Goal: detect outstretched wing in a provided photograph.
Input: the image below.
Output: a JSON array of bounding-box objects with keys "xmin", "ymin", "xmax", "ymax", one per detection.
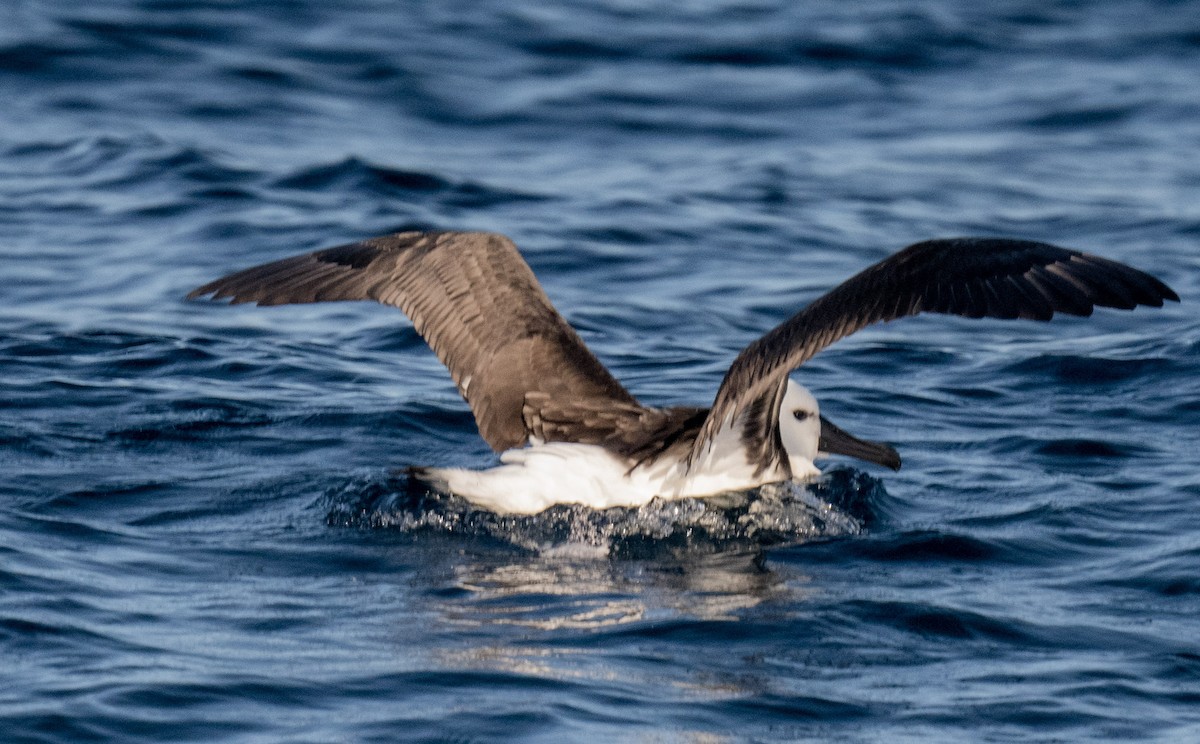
[
  {"xmin": 692, "ymin": 238, "xmax": 1179, "ymax": 471},
  {"xmin": 189, "ymin": 230, "xmax": 640, "ymax": 451}
]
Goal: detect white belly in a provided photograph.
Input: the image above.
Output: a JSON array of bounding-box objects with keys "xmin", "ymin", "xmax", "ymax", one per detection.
[{"xmin": 419, "ymin": 440, "xmax": 816, "ymax": 515}]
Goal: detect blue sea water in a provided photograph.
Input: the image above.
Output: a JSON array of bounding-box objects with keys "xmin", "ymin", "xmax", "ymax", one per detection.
[{"xmin": 3, "ymin": 0, "xmax": 1200, "ymax": 741}]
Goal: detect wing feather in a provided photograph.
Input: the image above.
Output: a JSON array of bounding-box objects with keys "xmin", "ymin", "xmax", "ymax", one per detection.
[
  {"xmin": 190, "ymin": 230, "xmax": 639, "ymax": 451},
  {"xmin": 693, "ymin": 237, "xmax": 1178, "ymax": 470}
]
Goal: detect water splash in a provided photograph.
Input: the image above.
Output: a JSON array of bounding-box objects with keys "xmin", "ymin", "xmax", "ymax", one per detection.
[{"xmin": 324, "ymin": 467, "xmax": 887, "ymax": 557}]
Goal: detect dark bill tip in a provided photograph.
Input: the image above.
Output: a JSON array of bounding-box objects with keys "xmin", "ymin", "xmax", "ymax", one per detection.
[{"xmin": 818, "ymin": 415, "xmax": 901, "ymax": 471}]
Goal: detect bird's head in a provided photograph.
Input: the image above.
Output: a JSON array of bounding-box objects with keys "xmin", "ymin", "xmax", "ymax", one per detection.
[{"xmin": 779, "ymin": 379, "xmax": 901, "ymax": 475}]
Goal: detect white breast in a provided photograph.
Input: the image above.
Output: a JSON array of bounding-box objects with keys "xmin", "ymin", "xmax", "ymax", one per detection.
[
  {"xmin": 421, "ymin": 421, "xmax": 806, "ymax": 515},
  {"xmin": 424, "ymin": 443, "xmax": 661, "ymax": 514}
]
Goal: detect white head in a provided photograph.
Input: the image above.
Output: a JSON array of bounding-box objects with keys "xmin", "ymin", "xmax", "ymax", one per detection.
[
  {"xmin": 778, "ymin": 379, "xmax": 822, "ymax": 474},
  {"xmin": 777, "ymin": 378, "xmax": 902, "ymax": 475}
]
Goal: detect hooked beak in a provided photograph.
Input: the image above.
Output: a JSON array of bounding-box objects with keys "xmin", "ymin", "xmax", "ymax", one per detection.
[{"xmin": 818, "ymin": 415, "xmax": 901, "ymax": 471}]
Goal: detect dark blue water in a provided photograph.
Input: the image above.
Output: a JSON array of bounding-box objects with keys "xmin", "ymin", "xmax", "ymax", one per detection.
[{"xmin": 3, "ymin": 1, "xmax": 1199, "ymax": 741}]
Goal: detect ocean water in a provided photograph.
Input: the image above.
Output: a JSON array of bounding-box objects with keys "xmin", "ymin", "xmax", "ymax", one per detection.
[{"xmin": 3, "ymin": 0, "xmax": 1199, "ymax": 741}]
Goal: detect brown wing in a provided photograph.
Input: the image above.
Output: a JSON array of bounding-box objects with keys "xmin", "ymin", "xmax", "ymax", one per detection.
[
  {"xmin": 522, "ymin": 393, "xmax": 707, "ymax": 465},
  {"xmin": 189, "ymin": 230, "xmax": 640, "ymax": 451},
  {"xmin": 692, "ymin": 238, "xmax": 1179, "ymax": 471}
]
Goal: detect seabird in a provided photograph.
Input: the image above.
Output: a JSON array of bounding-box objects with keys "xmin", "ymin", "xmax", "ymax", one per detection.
[{"xmin": 190, "ymin": 231, "xmax": 1178, "ymax": 514}]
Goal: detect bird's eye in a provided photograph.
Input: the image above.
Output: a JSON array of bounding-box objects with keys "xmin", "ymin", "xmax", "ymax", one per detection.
[{"xmin": 793, "ymin": 409, "xmax": 811, "ymax": 421}]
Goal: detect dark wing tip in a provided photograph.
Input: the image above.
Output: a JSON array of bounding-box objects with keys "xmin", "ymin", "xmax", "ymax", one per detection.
[
  {"xmin": 1057, "ymin": 252, "xmax": 1177, "ymax": 312},
  {"xmin": 910, "ymin": 238, "xmax": 1177, "ymax": 322},
  {"xmin": 1141, "ymin": 270, "xmax": 1180, "ymax": 305},
  {"xmin": 185, "ymin": 266, "xmax": 283, "ymax": 305},
  {"xmin": 184, "ymin": 242, "xmax": 387, "ymax": 306},
  {"xmin": 185, "ymin": 278, "xmax": 271, "ymax": 305},
  {"xmin": 185, "ymin": 281, "xmax": 224, "ymax": 302}
]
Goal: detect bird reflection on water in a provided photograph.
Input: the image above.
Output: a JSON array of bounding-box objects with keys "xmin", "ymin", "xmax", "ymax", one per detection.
[
  {"xmin": 442, "ymin": 549, "xmax": 787, "ymax": 630},
  {"xmin": 421, "ymin": 540, "xmax": 820, "ymax": 727}
]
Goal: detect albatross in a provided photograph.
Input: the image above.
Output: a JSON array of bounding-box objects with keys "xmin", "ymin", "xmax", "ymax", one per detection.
[{"xmin": 190, "ymin": 231, "xmax": 1177, "ymax": 514}]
